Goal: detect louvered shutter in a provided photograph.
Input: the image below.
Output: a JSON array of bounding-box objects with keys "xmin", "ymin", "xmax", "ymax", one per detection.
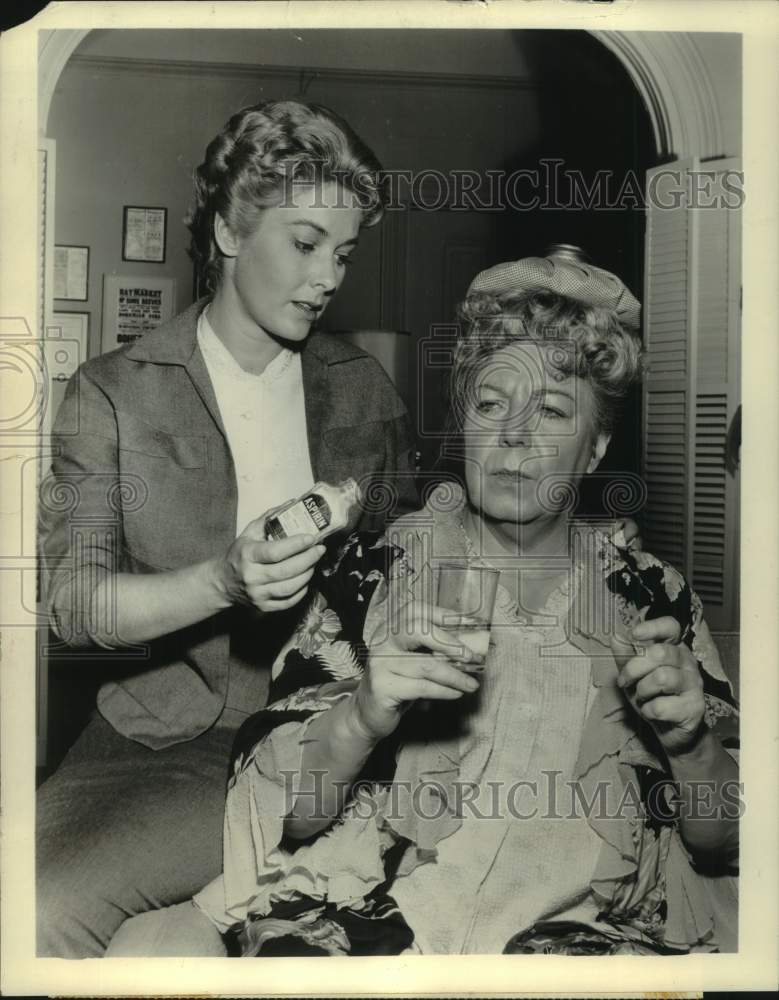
[{"xmin": 643, "ymin": 157, "xmax": 741, "ymax": 630}]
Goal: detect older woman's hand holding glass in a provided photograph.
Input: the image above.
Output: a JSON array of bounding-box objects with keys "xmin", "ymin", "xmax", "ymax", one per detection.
[
  {"xmin": 356, "ymin": 600, "xmax": 483, "ymax": 732},
  {"xmin": 282, "ymin": 596, "xmax": 482, "ymax": 841}
]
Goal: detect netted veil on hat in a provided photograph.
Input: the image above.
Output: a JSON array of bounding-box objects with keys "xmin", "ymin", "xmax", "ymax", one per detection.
[{"xmin": 466, "ymin": 245, "xmax": 641, "ymax": 330}]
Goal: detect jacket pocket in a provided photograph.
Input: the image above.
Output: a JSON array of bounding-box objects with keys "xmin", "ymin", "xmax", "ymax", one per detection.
[
  {"xmin": 116, "ymin": 412, "xmax": 210, "ymax": 569},
  {"xmin": 117, "ymin": 412, "xmax": 206, "ymax": 468}
]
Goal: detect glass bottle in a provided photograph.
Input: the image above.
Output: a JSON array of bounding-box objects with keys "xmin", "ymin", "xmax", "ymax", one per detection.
[{"xmin": 264, "ymin": 478, "xmax": 361, "ymax": 542}]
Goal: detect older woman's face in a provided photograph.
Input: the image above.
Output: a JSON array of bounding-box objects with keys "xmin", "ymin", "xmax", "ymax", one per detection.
[{"xmin": 463, "ymin": 342, "xmax": 609, "ymax": 527}]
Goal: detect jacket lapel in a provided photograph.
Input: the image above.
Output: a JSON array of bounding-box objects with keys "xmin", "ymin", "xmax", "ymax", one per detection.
[
  {"xmin": 300, "ymin": 339, "xmax": 329, "ymax": 481},
  {"xmin": 184, "ymin": 341, "xmax": 228, "ymax": 442},
  {"xmin": 125, "ymin": 297, "xmax": 227, "ymax": 440}
]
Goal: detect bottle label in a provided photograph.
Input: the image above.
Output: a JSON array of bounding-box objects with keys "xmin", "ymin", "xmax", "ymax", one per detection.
[
  {"xmin": 274, "ymin": 496, "xmax": 329, "ymax": 537},
  {"xmin": 303, "ymin": 496, "xmax": 328, "ymax": 530}
]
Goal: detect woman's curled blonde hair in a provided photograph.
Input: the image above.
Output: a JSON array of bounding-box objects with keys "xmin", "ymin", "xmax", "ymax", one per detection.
[{"xmin": 449, "ymin": 288, "xmax": 644, "ymax": 437}]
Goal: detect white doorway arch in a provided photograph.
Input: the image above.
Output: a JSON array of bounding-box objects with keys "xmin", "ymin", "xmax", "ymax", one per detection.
[
  {"xmin": 593, "ymin": 31, "xmax": 724, "ymax": 160},
  {"xmin": 38, "ymin": 29, "xmax": 89, "ymax": 135}
]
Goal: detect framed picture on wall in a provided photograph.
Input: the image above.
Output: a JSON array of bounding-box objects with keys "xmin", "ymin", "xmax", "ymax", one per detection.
[
  {"xmin": 49, "ymin": 310, "xmax": 89, "ymax": 352},
  {"xmin": 122, "ymin": 205, "xmax": 167, "ymax": 263},
  {"xmin": 44, "ymin": 311, "xmax": 90, "ymax": 437},
  {"xmin": 101, "ymin": 273, "xmax": 177, "ymax": 354},
  {"xmin": 53, "ymin": 244, "xmax": 89, "ymax": 300}
]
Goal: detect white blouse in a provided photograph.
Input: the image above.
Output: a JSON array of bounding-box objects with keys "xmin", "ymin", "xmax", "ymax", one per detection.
[
  {"xmin": 389, "ymin": 586, "xmax": 605, "ymax": 953},
  {"xmin": 197, "ymin": 310, "xmax": 314, "ymax": 536}
]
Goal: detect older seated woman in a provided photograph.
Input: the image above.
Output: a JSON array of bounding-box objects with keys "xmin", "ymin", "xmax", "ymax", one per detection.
[{"xmin": 109, "ymin": 252, "xmax": 739, "ymax": 957}]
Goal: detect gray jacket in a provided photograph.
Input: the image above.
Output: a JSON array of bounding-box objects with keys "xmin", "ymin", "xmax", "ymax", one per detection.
[{"xmin": 39, "ymin": 299, "xmax": 417, "ymax": 748}]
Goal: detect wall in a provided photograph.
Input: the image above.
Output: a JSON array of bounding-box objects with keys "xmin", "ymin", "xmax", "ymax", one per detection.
[
  {"xmin": 72, "ymin": 27, "xmax": 537, "ymax": 79},
  {"xmin": 48, "ymin": 61, "xmax": 221, "ymax": 354},
  {"xmin": 48, "ymin": 53, "xmax": 545, "ymax": 357}
]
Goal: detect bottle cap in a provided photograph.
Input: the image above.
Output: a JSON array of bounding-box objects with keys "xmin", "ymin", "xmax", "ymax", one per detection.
[{"xmin": 337, "ymin": 477, "xmax": 361, "ymax": 508}]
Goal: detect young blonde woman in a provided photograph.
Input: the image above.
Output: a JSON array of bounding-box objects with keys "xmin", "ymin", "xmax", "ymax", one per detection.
[{"xmin": 37, "ymin": 99, "xmax": 417, "ymax": 957}]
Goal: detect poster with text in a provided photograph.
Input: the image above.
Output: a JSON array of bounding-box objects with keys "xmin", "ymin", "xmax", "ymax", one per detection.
[{"xmin": 101, "ymin": 274, "xmax": 177, "ymax": 354}]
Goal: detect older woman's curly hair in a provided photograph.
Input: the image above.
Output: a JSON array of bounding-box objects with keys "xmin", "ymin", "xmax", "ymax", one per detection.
[
  {"xmin": 447, "ymin": 287, "xmax": 645, "ymax": 441},
  {"xmin": 187, "ymin": 100, "xmax": 386, "ymax": 293}
]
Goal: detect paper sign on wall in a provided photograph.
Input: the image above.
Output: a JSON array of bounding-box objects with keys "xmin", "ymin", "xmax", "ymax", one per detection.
[{"xmin": 101, "ymin": 274, "xmax": 177, "ymax": 354}]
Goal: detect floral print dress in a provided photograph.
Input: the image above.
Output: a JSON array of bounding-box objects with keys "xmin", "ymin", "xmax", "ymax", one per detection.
[{"xmin": 193, "ymin": 486, "xmax": 739, "ymax": 957}]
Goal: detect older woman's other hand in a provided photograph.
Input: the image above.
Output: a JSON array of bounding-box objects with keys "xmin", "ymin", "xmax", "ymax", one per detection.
[
  {"xmin": 610, "ymin": 616, "xmax": 706, "ymax": 758},
  {"xmin": 611, "ymin": 517, "xmax": 642, "ymax": 552},
  {"xmin": 351, "ymin": 602, "xmax": 481, "ymax": 742},
  {"xmin": 214, "ymin": 514, "xmax": 326, "ymax": 614}
]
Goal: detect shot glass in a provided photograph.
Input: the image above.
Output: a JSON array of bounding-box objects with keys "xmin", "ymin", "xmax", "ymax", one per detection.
[{"xmin": 436, "ymin": 563, "xmax": 500, "ymax": 670}]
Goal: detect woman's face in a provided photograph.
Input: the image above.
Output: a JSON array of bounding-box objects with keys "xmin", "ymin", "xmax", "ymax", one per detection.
[
  {"xmin": 463, "ymin": 341, "xmax": 610, "ymax": 530},
  {"xmin": 217, "ymin": 181, "xmax": 362, "ymax": 343}
]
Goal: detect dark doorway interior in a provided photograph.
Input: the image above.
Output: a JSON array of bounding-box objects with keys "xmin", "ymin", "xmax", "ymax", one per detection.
[{"xmin": 339, "ymin": 30, "xmax": 656, "ymax": 516}]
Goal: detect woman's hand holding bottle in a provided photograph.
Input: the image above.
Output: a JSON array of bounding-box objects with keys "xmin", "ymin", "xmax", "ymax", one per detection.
[{"xmin": 213, "ymin": 513, "xmax": 326, "ymax": 614}]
